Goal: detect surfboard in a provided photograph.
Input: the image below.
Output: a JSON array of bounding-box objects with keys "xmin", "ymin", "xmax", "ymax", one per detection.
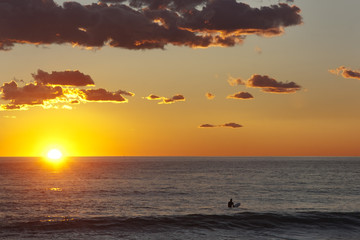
[{"xmin": 234, "ymin": 203, "xmax": 241, "ymax": 208}]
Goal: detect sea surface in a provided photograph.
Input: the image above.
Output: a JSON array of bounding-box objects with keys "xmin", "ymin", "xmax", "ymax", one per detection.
[{"xmin": 0, "ymin": 156, "xmax": 359, "ymax": 239}]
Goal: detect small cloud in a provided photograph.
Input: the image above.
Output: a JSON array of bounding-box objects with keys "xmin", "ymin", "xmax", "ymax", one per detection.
[
  {"xmin": 1, "ymin": 81, "xmax": 64, "ymax": 107},
  {"xmin": 117, "ymin": 89, "xmax": 135, "ymax": 97},
  {"xmin": 162, "ymin": 98, "xmax": 175, "ymax": 104},
  {"xmin": 32, "ymin": 69, "xmax": 95, "ymax": 86},
  {"xmin": 229, "ymin": 74, "xmax": 301, "ymax": 93},
  {"xmin": 80, "ymin": 88, "xmax": 127, "ymax": 103},
  {"xmin": 255, "ymin": 46, "xmax": 262, "ymax": 54},
  {"xmin": 161, "ymin": 94, "xmax": 185, "ymax": 104},
  {"xmin": 228, "ymin": 76, "xmax": 246, "ymax": 86},
  {"xmin": 171, "ymin": 94, "xmax": 185, "ymax": 101},
  {"xmin": 144, "ymin": 94, "xmax": 185, "ymax": 104},
  {"xmin": 246, "ymin": 74, "xmax": 301, "ymax": 93},
  {"xmin": 145, "ymin": 94, "xmax": 162, "ymax": 100},
  {"xmin": 199, "ymin": 124, "xmax": 217, "ymax": 128},
  {"xmin": 227, "ymin": 91, "xmax": 254, "ymax": 99},
  {"xmin": 329, "ymin": 66, "xmax": 360, "ymax": 81},
  {"xmin": 70, "ymin": 100, "xmax": 80, "ymax": 104},
  {"xmin": 199, "ymin": 122, "xmax": 243, "ymax": 128},
  {"xmin": 0, "ymin": 104, "xmax": 28, "ymax": 111},
  {"xmin": 221, "ymin": 122, "xmax": 243, "ymax": 128},
  {"xmin": 206, "ymin": 92, "xmax": 215, "ymax": 100}
]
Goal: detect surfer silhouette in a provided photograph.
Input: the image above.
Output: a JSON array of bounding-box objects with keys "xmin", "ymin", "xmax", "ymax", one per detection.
[{"xmin": 228, "ymin": 198, "xmax": 234, "ymax": 208}]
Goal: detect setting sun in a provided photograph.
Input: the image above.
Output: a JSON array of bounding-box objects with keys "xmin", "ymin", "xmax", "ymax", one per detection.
[{"xmin": 46, "ymin": 149, "xmax": 63, "ymax": 163}]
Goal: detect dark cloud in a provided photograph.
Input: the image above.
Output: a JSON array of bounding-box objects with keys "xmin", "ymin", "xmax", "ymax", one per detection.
[
  {"xmin": 221, "ymin": 122, "xmax": 243, "ymax": 128},
  {"xmin": 162, "ymin": 94, "xmax": 185, "ymax": 104},
  {"xmin": 206, "ymin": 92, "xmax": 215, "ymax": 99},
  {"xmin": 80, "ymin": 88, "xmax": 127, "ymax": 102},
  {"xmin": 246, "ymin": 74, "xmax": 301, "ymax": 93},
  {"xmin": 0, "ymin": 0, "xmax": 302, "ymax": 51},
  {"xmin": 199, "ymin": 123, "xmax": 217, "ymax": 128},
  {"xmin": 145, "ymin": 94, "xmax": 162, "ymax": 100},
  {"xmin": 32, "ymin": 69, "xmax": 94, "ymax": 86},
  {"xmin": 0, "ymin": 81, "xmax": 64, "ymax": 106},
  {"xmin": 180, "ymin": 1, "xmax": 301, "ymax": 34},
  {"xmin": 171, "ymin": 94, "xmax": 185, "ymax": 101},
  {"xmin": 227, "ymin": 91, "xmax": 254, "ymax": 99},
  {"xmin": 70, "ymin": 100, "xmax": 80, "ymax": 104},
  {"xmin": 199, "ymin": 122, "xmax": 243, "ymax": 128},
  {"xmin": 329, "ymin": 66, "xmax": 360, "ymax": 81}
]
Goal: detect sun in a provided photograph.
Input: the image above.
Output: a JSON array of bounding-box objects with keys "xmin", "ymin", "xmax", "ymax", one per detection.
[{"xmin": 46, "ymin": 149, "xmax": 63, "ymax": 163}]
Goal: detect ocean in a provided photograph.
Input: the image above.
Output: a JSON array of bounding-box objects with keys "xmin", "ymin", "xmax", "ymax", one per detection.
[{"xmin": 0, "ymin": 156, "xmax": 359, "ymax": 239}]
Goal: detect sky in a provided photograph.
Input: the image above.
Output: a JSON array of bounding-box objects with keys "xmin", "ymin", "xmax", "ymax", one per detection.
[{"xmin": 0, "ymin": 0, "xmax": 359, "ymax": 157}]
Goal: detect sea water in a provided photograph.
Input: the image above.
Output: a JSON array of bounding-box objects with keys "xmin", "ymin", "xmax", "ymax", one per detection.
[{"xmin": 0, "ymin": 157, "xmax": 359, "ymax": 239}]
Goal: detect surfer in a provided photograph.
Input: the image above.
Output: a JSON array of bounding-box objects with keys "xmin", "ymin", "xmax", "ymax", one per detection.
[{"xmin": 228, "ymin": 198, "xmax": 234, "ymax": 208}]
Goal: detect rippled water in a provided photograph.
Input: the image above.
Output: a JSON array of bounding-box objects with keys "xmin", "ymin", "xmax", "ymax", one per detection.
[{"xmin": 0, "ymin": 157, "xmax": 359, "ymax": 239}]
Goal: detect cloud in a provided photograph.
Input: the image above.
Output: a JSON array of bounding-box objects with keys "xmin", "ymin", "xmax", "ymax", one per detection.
[
  {"xmin": 0, "ymin": 81, "xmax": 64, "ymax": 106},
  {"xmin": 32, "ymin": 69, "xmax": 95, "ymax": 86},
  {"xmin": 199, "ymin": 124, "xmax": 217, "ymax": 128},
  {"xmin": 221, "ymin": 122, "xmax": 243, "ymax": 128},
  {"xmin": 227, "ymin": 91, "xmax": 254, "ymax": 99},
  {"xmin": 329, "ymin": 66, "xmax": 360, "ymax": 81},
  {"xmin": 144, "ymin": 94, "xmax": 185, "ymax": 104},
  {"xmin": 162, "ymin": 94, "xmax": 185, "ymax": 104},
  {"xmin": 206, "ymin": 92, "xmax": 215, "ymax": 100},
  {"xmin": 246, "ymin": 74, "xmax": 301, "ymax": 93},
  {"xmin": 171, "ymin": 94, "xmax": 185, "ymax": 101},
  {"xmin": 199, "ymin": 122, "xmax": 243, "ymax": 128},
  {"xmin": 0, "ymin": 104, "xmax": 26, "ymax": 111},
  {"xmin": 80, "ymin": 88, "xmax": 127, "ymax": 102},
  {"xmin": 145, "ymin": 94, "xmax": 162, "ymax": 100},
  {"xmin": 229, "ymin": 74, "xmax": 301, "ymax": 93},
  {"xmin": 0, "ymin": 0, "xmax": 302, "ymax": 51},
  {"xmin": 0, "ymin": 70, "xmax": 133, "ymax": 110},
  {"xmin": 228, "ymin": 77, "xmax": 246, "ymax": 86},
  {"xmin": 117, "ymin": 89, "xmax": 135, "ymax": 97}
]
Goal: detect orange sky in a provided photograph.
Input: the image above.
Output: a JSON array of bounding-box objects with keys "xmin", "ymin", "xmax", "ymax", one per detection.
[{"xmin": 0, "ymin": 0, "xmax": 360, "ymax": 157}]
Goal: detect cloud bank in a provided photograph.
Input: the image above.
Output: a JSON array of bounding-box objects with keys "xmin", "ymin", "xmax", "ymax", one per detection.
[
  {"xmin": 0, "ymin": 69, "xmax": 132, "ymax": 110},
  {"xmin": 0, "ymin": 0, "xmax": 302, "ymax": 51},
  {"xmin": 228, "ymin": 74, "xmax": 301, "ymax": 93},
  {"xmin": 329, "ymin": 66, "xmax": 360, "ymax": 81}
]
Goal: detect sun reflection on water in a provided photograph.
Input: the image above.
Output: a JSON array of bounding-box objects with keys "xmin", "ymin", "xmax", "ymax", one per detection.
[{"xmin": 40, "ymin": 216, "xmax": 74, "ymax": 223}]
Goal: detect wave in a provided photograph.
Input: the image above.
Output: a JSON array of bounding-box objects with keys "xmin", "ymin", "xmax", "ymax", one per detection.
[{"xmin": 2, "ymin": 212, "xmax": 360, "ymax": 232}]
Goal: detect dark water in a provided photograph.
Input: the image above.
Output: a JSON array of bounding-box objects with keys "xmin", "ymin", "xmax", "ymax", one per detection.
[{"xmin": 0, "ymin": 157, "xmax": 359, "ymax": 239}]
